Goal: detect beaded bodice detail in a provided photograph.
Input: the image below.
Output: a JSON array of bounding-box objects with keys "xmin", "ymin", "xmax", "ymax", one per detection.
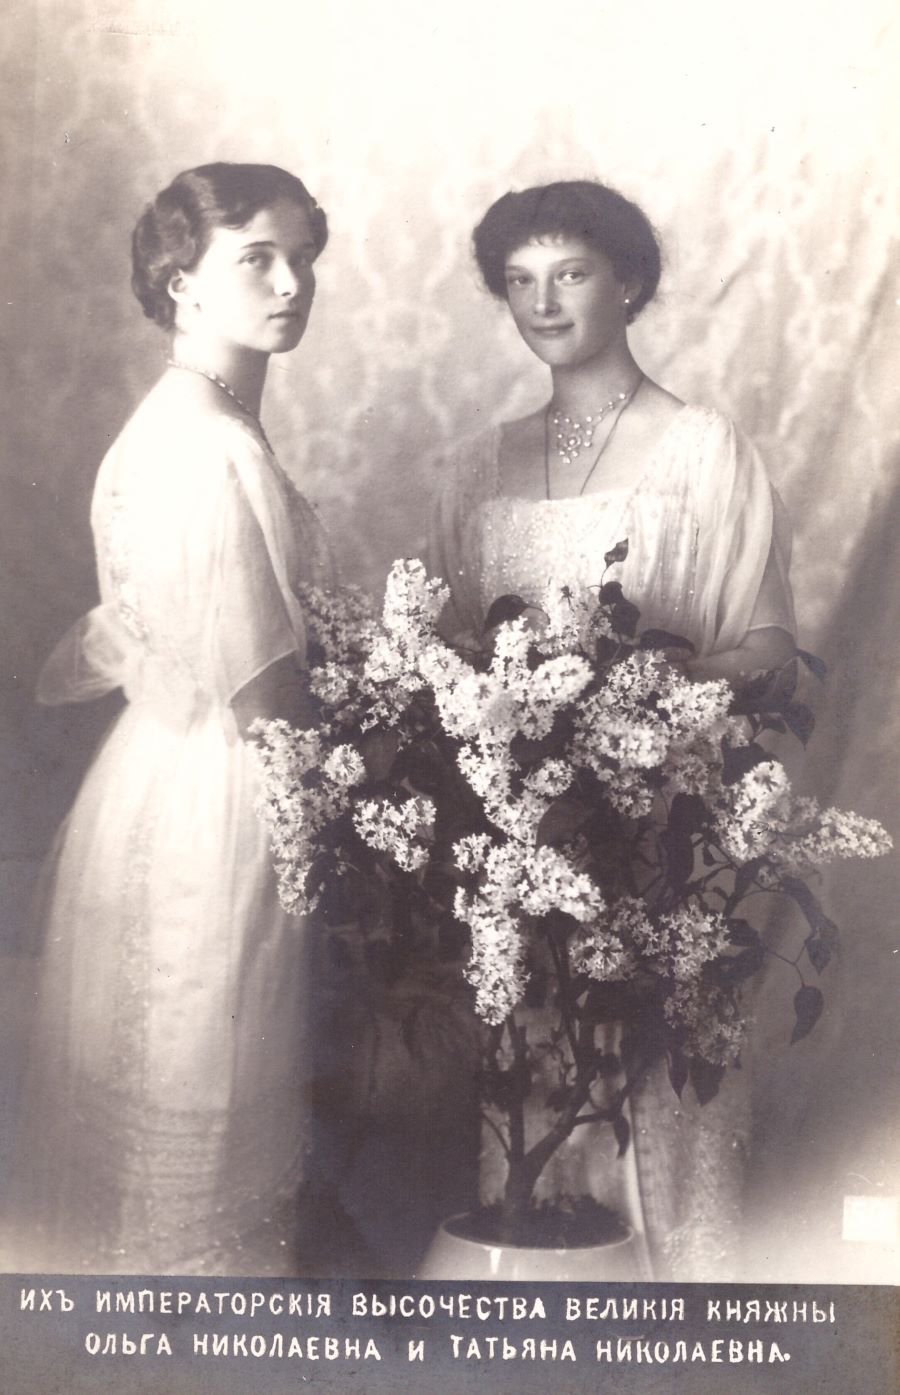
[
  {"xmin": 465, "ymin": 408, "xmax": 708, "ymax": 651},
  {"xmin": 478, "ymin": 482, "xmax": 698, "ymax": 642},
  {"xmin": 434, "ymin": 404, "xmax": 794, "ymax": 664}
]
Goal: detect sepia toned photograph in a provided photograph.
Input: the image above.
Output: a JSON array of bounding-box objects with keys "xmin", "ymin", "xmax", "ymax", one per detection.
[{"xmin": 0, "ymin": 0, "xmax": 898, "ymax": 1388}]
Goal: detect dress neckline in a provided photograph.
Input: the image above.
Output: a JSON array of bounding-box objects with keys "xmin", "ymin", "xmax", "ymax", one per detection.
[{"xmin": 490, "ymin": 402, "xmax": 702, "ymax": 507}]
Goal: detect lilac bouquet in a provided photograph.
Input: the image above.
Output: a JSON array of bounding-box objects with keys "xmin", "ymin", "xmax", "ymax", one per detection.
[{"xmin": 253, "ymin": 550, "xmax": 890, "ymax": 1236}]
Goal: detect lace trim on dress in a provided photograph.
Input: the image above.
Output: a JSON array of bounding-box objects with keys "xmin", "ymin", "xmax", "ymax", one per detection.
[
  {"xmin": 43, "ymin": 1076, "xmax": 306, "ymax": 1273},
  {"xmin": 104, "ymin": 493, "xmax": 149, "ymax": 642},
  {"xmin": 630, "ymin": 1059, "xmax": 750, "ymax": 1281},
  {"xmin": 110, "ymin": 777, "xmax": 158, "ymax": 1094}
]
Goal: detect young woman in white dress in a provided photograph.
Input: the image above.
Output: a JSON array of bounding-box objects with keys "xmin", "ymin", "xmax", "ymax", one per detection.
[
  {"xmin": 431, "ymin": 180, "xmax": 797, "ymax": 1279},
  {"xmin": 2, "ymin": 163, "xmax": 333, "ymax": 1274}
]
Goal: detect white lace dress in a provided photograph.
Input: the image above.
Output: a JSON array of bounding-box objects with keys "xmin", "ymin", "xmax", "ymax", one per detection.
[
  {"xmin": 430, "ymin": 405, "xmax": 796, "ymax": 1279},
  {"xmin": 1, "ymin": 396, "xmax": 333, "ymax": 1274}
]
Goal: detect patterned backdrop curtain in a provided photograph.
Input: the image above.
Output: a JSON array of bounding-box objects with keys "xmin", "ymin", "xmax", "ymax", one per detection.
[{"xmin": 1, "ymin": 0, "xmax": 898, "ymax": 1279}]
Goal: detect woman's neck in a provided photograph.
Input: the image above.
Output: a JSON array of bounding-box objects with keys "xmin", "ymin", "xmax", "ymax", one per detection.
[
  {"xmin": 169, "ymin": 332, "xmax": 268, "ymax": 416},
  {"xmin": 549, "ymin": 346, "xmax": 642, "ymax": 419}
]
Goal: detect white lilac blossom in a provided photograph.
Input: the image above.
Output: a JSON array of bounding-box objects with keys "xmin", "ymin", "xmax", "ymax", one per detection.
[
  {"xmin": 381, "ymin": 557, "xmax": 449, "ymax": 637},
  {"xmin": 416, "ymin": 642, "xmax": 473, "ymax": 713},
  {"xmin": 454, "ymin": 839, "xmax": 605, "ymax": 1020},
  {"xmin": 427, "ymin": 626, "xmax": 590, "ymax": 745},
  {"xmin": 662, "ymin": 747, "xmax": 718, "ymax": 798},
  {"xmin": 456, "ymin": 844, "xmax": 534, "ymax": 1022},
  {"xmin": 713, "ymin": 762, "xmax": 893, "ymax": 873},
  {"xmin": 660, "ymin": 672, "xmax": 733, "ymax": 732},
  {"xmin": 523, "ymin": 759, "xmax": 574, "ymax": 800},
  {"xmin": 660, "ymin": 906, "xmax": 732, "ymax": 982},
  {"xmin": 538, "ymin": 580, "xmax": 613, "ymax": 656},
  {"xmin": 309, "ymin": 662, "xmax": 352, "ymax": 707},
  {"xmin": 569, "ymin": 923, "xmax": 635, "ymax": 981},
  {"xmin": 577, "ymin": 707, "xmax": 670, "ymax": 770},
  {"xmin": 521, "ymin": 654, "xmax": 594, "ymax": 738},
  {"xmin": 296, "ymin": 582, "xmax": 379, "ymax": 666},
  {"xmin": 457, "ymin": 886, "xmax": 528, "ymax": 1026},
  {"xmin": 612, "ymin": 897, "xmax": 664, "ymax": 954},
  {"xmin": 570, "ymin": 659, "xmax": 744, "ymax": 817},
  {"xmin": 519, "ymin": 846, "xmax": 606, "ymax": 923},
  {"xmin": 321, "ymin": 744, "xmax": 366, "ymax": 789},
  {"xmin": 664, "ymin": 981, "xmax": 748, "ymax": 1066},
  {"xmin": 352, "ymin": 795, "xmax": 436, "ymax": 872},
  {"xmin": 454, "ymin": 838, "xmax": 611, "ymax": 1022},
  {"xmin": 352, "ymin": 567, "xmax": 454, "ymax": 731},
  {"xmin": 487, "ymin": 619, "xmax": 592, "ymax": 740},
  {"xmin": 714, "ymin": 761, "xmax": 794, "ymax": 862},
  {"xmin": 782, "ymin": 807, "xmax": 892, "ymax": 869},
  {"xmin": 433, "ymin": 669, "xmax": 518, "ymax": 741},
  {"xmin": 251, "ymin": 719, "xmax": 353, "ymax": 915},
  {"xmin": 454, "ymin": 833, "xmax": 495, "ymax": 874},
  {"xmin": 455, "ymin": 741, "xmax": 568, "ymax": 844},
  {"xmin": 456, "ymin": 738, "xmax": 515, "ymax": 825},
  {"xmin": 568, "ymin": 900, "xmax": 731, "ymax": 994}
]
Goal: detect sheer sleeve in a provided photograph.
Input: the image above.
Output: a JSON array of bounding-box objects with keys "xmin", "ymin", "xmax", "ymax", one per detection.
[
  {"xmin": 36, "ymin": 603, "xmax": 134, "ymax": 705},
  {"xmin": 204, "ymin": 454, "xmax": 306, "ymax": 703},
  {"xmin": 694, "ymin": 416, "xmax": 796, "ymax": 654},
  {"xmin": 745, "ymin": 488, "xmax": 795, "ymax": 637},
  {"xmin": 426, "ymin": 427, "xmax": 500, "ymax": 642},
  {"xmin": 139, "ymin": 420, "xmax": 310, "ymax": 706}
]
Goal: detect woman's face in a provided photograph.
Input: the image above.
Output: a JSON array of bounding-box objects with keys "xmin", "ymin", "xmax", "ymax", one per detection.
[
  {"xmin": 503, "ymin": 235, "xmax": 632, "ymax": 370},
  {"xmin": 173, "ymin": 197, "xmax": 318, "ymax": 354}
]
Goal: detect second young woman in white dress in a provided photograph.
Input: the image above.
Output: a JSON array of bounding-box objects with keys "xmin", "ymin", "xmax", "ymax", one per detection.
[
  {"xmin": 431, "ymin": 180, "xmax": 796, "ymax": 1279},
  {"xmin": 2, "ymin": 163, "xmax": 333, "ymax": 1274}
]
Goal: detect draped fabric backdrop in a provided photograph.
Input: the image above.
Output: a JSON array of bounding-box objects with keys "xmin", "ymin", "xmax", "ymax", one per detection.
[{"xmin": 1, "ymin": 0, "xmax": 898, "ymax": 1280}]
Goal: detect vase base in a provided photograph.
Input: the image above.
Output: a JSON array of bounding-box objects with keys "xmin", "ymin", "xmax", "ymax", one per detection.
[{"xmin": 417, "ymin": 1212, "xmax": 642, "ymax": 1282}]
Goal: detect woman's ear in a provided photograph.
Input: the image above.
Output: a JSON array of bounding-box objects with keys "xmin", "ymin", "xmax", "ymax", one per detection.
[
  {"xmin": 622, "ymin": 279, "xmax": 642, "ymax": 321},
  {"xmin": 167, "ymin": 270, "xmax": 198, "ymax": 312}
]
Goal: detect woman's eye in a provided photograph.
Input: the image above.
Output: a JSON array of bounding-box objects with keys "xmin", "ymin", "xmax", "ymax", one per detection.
[
  {"xmin": 559, "ymin": 270, "xmax": 585, "ymax": 284},
  {"xmin": 505, "ymin": 274, "xmax": 530, "ymax": 288}
]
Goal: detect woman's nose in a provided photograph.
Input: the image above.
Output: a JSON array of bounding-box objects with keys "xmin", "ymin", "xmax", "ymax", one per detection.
[
  {"xmin": 533, "ymin": 280, "xmax": 559, "ymax": 316},
  {"xmin": 273, "ymin": 259, "xmax": 301, "ymax": 298}
]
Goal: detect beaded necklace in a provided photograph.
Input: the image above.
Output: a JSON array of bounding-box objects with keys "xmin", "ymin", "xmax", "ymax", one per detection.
[
  {"xmin": 544, "ymin": 376, "xmax": 644, "ymax": 499},
  {"xmin": 550, "ymin": 392, "xmax": 632, "ymax": 465}
]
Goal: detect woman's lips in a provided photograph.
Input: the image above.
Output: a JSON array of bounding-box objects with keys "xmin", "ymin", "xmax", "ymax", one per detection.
[{"xmin": 531, "ymin": 324, "xmax": 573, "ymax": 336}]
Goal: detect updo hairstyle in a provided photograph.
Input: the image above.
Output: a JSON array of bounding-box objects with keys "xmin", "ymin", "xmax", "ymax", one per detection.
[
  {"xmin": 131, "ymin": 162, "xmax": 329, "ymax": 330},
  {"xmin": 473, "ymin": 180, "xmax": 661, "ymax": 323}
]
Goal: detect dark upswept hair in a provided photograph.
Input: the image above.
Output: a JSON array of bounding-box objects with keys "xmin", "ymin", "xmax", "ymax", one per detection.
[
  {"xmin": 473, "ymin": 180, "xmax": 661, "ymax": 322},
  {"xmin": 131, "ymin": 162, "xmax": 329, "ymax": 330}
]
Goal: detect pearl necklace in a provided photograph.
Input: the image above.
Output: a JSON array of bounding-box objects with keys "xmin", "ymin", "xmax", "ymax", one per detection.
[
  {"xmin": 166, "ymin": 360, "xmax": 273, "ymax": 452},
  {"xmin": 550, "ymin": 392, "xmax": 633, "ymax": 465}
]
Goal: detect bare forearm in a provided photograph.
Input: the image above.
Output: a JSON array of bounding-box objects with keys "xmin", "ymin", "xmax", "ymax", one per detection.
[{"xmin": 685, "ymin": 626, "xmax": 795, "ymax": 685}]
